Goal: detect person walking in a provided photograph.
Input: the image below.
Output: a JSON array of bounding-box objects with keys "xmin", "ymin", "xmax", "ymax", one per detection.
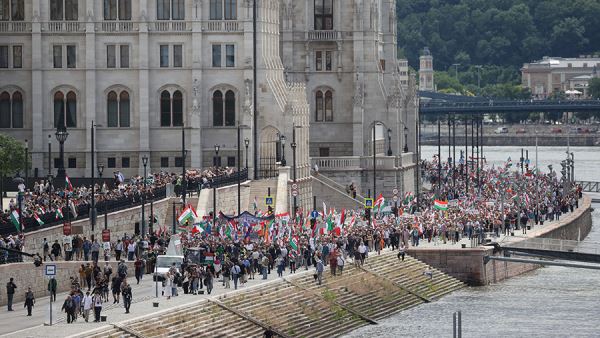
[
  {"xmin": 231, "ymin": 263, "xmax": 241, "ymax": 289},
  {"xmin": 92, "ymin": 291, "xmax": 103, "ymax": 322},
  {"xmin": 121, "ymin": 281, "xmax": 132, "ymax": 314},
  {"xmin": 134, "ymin": 258, "xmax": 144, "ymax": 284},
  {"xmin": 82, "ymin": 291, "xmax": 93, "ymax": 322},
  {"xmin": 6, "ymin": 277, "xmax": 17, "ymax": 311},
  {"xmin": 315, "ymin": 256, "xmax": 324, "ymax": 285},
  {"xmin": 24, "ymin": 287, "xmax": 35, "ymax": 316},
  {"xmin": 47, "ymin": 277, "xmax": 57, "ymax": 302},
  {"xmin": 164, "ymin": 272, "xmax": 173, "ymax": 300},
  {"xmin": 61, "ymin": 295, "xmax": 75, "ymax": 324}
]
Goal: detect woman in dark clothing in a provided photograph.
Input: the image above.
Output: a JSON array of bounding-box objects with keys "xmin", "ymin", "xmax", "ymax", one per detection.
[{"xmin": 24, "ymin": 287, "xmax": 35, "ymax": 316}]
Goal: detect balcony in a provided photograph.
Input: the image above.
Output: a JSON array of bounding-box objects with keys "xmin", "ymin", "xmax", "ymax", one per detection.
[
  {"xmin": 308, "ymin": 30, "xmax": 341, "ymax": 41},
  {"xmin": 42, "ymin": 21, "xmax": 85, "ymax": 33},
  {"xmin": 96, "ymin": 21, "xmax": 138, "ymax": 33},
  {"xmin": 203, "ymin": 20, "xmax": 242, "ymax": 32},
  {"xmin": 148, "ymin": 21, "xmax": 191, "ymax": 32},
  {"xmin": 0, "ymin": 21, "xmax": 31, "ymax": 33}
]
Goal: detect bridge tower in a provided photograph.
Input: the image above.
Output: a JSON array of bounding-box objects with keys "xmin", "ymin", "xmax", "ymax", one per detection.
[{"xmin": 419, "ymin": 47, "xmax": 435, "ymax": 92}]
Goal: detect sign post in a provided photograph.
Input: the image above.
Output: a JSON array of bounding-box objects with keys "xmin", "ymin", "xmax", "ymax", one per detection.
[
  {"xmin": 364, "ymin": 198, "xmax": 374, "ymax": 209},
  {"xmin": 45, "ymin": 264, "xmax": 56, "ymax": 326},
  {"xmin": 265, "ymin": 196, "xmax": 274, "ymax": 206}
]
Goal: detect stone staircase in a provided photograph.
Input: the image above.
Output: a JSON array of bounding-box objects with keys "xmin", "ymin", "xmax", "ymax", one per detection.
[
  {"xmin": 362, "ymin": 253, "xmax": 465, "ymax": 300},
  {"xmin": 218, "ymin": 280, "xmax": 370, "ymax": 338},
  {"xmin": 86, "ymin": 325, "xmax": 138, "ymax": 338},
  {"xmin": 247, "ymin": 179, "xmax": 278, "ymax": 212}
]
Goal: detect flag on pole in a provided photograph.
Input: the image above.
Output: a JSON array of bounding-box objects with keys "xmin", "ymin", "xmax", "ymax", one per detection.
[
  {"xmin": 10, "ymin": 210, "xmax": 20, "ymax": 231},
  {"xmin": 55, "ymin": 208, "xmax": 64, "ymax": 220},
  {"xmin": 374, "ymin": 193, "xmax": 385, "ymax": 211},
  {"xmin": 191, "ymin": 223, "xmax": 202, "ymax": 234},
  {"xmin": 177, "ymin": 205, "xmax": 198, "ymax": 225},
  {"xmin": 65, "ymin": 175, "xmax": 73, "ymax": 191},
  {"xmin": 289, "ymin": 236, "xmax": 299, "ymax": 252},
  {"xmin": 69, "ymin": 200, "xmax": 78, "ymax": 218},
  {"xmin": 322, "ymin": 202, "xmax": 327, "ymax": 217},
  {"xmin": 33, "ymin": 213, "xmax": 44, "ymax": 226},
  {"xmin": 434, "ymin": 200, "xmax": 448, "ymax": 211}
]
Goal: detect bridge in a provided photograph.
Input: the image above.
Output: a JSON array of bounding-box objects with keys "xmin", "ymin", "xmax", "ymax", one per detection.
[
  {"xmin": 485, "ymin": 237, "xmax": 600, "ymax": 270},
  {"xmin": 419, "ymin": 91, "xmax": 600, "ymax": 115},
  {"xmin": 577, "ymin": 181, "xmax": 600, "ymax": 193}
]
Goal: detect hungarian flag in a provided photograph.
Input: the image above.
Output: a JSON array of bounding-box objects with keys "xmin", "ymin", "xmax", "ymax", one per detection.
[
  {"xmin": 55, "ymin": 208, "xmax": 64, "ymax": 220},
  {"xmin": 289, "ymin": 236, "xmax": 299, "ymax": 252},
  {"xmin": 36, "ymin": 206, "xmax": 45, "ymax": 215},
  {"xmin": 374, "ymin": 193, "xmax": 385, "ymax": 211},
  {"xmin": 348, "ymin": 215, "xmax": 356, "ymax": 228},
  {"xmin": 434, "ymin": 200, "xmax": 448, "ymax": 211},
  {"xmin": 34, "ymin": 213, "xmax": 44, "ymax": 226},
  {"xmin": 10, "ymin": 210, "xmax": 21, "ymax": 231},
  {"xmin": 65, "ymin": 175, "xmax": 73, "ymax": 191},
  {"xmin": 191, "ymin": 223, "xmax": 202, "ymax": 234},
  {"xmin": 177, "ymin": 205, "xmax": 198, "ymax": 225}
]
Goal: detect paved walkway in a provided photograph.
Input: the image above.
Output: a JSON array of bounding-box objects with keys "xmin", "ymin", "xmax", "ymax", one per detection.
[{"xmin": 0, "ymin": 263, "xmax": 315, "ymax": 338}]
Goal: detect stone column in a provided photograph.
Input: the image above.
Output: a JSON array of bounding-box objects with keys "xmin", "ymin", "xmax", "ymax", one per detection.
[
  {"xmin": 138, "ymin": 0, "xmax": 151, "ymax": 174},
  {"xmin": 31, "ymin": 2, "xmax": 44, "ymax": 175},
  {"xmin": 85, "ymin": 0, "xmax": 97, "ymax": 178}
]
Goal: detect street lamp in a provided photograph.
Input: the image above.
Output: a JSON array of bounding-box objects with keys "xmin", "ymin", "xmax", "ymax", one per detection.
[
  {"xmin": 47, "ymin": 135, "xmax": 52, "ymax": 179},
  {"xmin": 54, "ymin": 126, "xmax": 69, "ymax": 183},
  {"xmin": 90, "ymin": 121, "xmax": 101, "ymax": 231},
  {"xmin": 237, "ymin": 125, "xmax": 251, "ymax": 216},
  {"xmin": 403, "ymin": 126, "xmax": 409, "ymax": 153},
  {"xmin": 280, "ymin": 135, "xmax": 287, "ymax": 166},
  {"xmin": 142, "ymin": 156, "xmax": 148, "ymax": 236},
  {"xmin": 291, "ymin": 124, "xmax": 301, "ymax": 216},
  {"xmin": 182, "ymin": 149, "xmax": 188, "ymax": 205},
  {"xmin": 244, "ymin": 138, "xmax": 250, "ymax": 169},
  {"xmin": 213, "ymin": 145, "xmax": 220, "ymax": 221},
  {"xmin": 97, "ymin": 164, "xmax": 107, "ymax": 230},
  {"xmin": 387, "ymin": 128, "xmax": 392, "ymax": 156}
]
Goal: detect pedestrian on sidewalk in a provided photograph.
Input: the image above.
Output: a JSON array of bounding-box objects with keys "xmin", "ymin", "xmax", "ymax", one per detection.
[
  {"xmin": 121, "ymin": 281, "xmax": 132, "ymax": 314},
  {"xmin": 6, "ymin": 277, "xmax": 17, "ymax": 311},
  {"xmin": 48, "ymin": 277, "xmax": 57, "ymax": 302},
  {"xmin": 92, "ymin": 291, "xmax": 103, "ymax": 322},
  {"xmin": 61, "ymin": 295, "xmax": 75, "ymax": 324},
  {"xmin": 82, "ymin": 291, "xmax": 93, "ymax": 322},
  {"xmin": 398, "ymin": 243, "xmax": 405, "ymax": 261},
  {"xmin": 315, "ymin": 256, "xmax": 324, "ymax": 285},
  {"xmin": 24, "ymin": 287, "xmax": 35, "ymax": 316},
  {"xmin": 232, "ymin": 263, "xmax": 241, "ymax": 289}
]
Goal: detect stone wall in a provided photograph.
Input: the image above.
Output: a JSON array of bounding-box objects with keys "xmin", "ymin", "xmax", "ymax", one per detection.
[
  {"xmin": 409, "ymin": 196, "xmax": 592, "ymax": 286},
  {"xmin": 197, "ymin": 182, "xmax": 251, "ymax": 217},
  {"xmin": 0, "ymin": 261, "xmax": 136, "ymax": 306},
  {"xmin": 22, "ymin": 198, "xmax": 171, "ymax": 254}
]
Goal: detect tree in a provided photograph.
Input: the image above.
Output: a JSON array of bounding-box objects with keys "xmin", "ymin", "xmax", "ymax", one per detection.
[
  {"xmin": 0, "ymin": 134, "xmax": 27, "ymax": 181},
  {"xmin": 589, "ymin": 78, "xmax": 600, "ymax": 98}
]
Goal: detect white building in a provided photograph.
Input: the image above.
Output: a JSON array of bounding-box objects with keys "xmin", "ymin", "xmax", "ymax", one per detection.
[{"xmin": 0, "ymin": 0, "xmax": 417, "ymax": 196}]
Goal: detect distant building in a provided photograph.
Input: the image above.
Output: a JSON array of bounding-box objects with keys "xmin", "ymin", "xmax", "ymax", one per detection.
[
  {"xmin": 521, "ymin": 56, "xmax": 600, "ymax": 99},
  {"xmin": 419, "ymin": 47, "xmax": 434, "ymax": 92}
]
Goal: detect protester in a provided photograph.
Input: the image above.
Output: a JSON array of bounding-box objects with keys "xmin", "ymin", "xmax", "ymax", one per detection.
[
  {"xmin": 6, "ymin": 277, "xmax": 16, "ymax": 311},
  {"xmin": 24, "ymin": 287, "xmax": 34, "ymax": 316}
]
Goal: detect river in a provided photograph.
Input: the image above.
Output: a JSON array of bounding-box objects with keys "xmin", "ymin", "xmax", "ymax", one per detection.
[{"xmin": 345, "ymin": 146, "xmax": 600, "ymax": 338}]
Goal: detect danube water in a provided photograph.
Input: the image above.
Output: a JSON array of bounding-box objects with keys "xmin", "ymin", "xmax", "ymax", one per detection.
[{"xmin": 345, "ymin": 146, "xmax": 600, "ymax": 337}]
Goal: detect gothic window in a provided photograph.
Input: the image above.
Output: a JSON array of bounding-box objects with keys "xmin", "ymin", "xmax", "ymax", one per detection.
[
  {"xmin": 315, "ymin": 89, "xmax": 333, "ymax": 122},
  {"xmin": 225, "ymin": 90, "xmax": 235, "ymax": 126},
  {"xmin": 160, "ymin": 90, "xmax": 184, "ymax": 127},
  {"xmin": 107, "ymin": 90, "xmax": 130, "ymax": 128},
  {"xmin": 53, "ymin": 90, "xmax": 77, "ymax": 128},
  {"xmin": 212, "ymin": 90, "xmax": 223, "ymax": 126},
  {"xmin": 157, "ymin": 0, "xmax": 184, "ymax": 20},
  {"xmin": 210, "ymin": 0, "xmax": 236, "ymax": 20},
  {"xmin": 0, "ymin": 91, "xmax": 10, "ymax": 128},
  {"xmin": 50, "ymin": 0, "xmax": 78, "ymax": 21},
  {"xmin": 0, "ymin": 0, "xmax": 24, "ymax": 21},
  {"xmin": 314, "ymin": 0, "xmax": 333, "ymax": 30},
  {"xmin": 11, "ymin": 91, "xmax": 22, "ymax": 128},
  {"xmin": 315, "ymin": 50, "xmax": 332, "ymax": 71}
]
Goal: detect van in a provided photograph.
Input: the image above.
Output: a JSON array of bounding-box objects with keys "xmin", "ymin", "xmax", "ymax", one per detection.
[{"xmin": 494, "ymin": 127, "xmax": 508, "ymax": 134}]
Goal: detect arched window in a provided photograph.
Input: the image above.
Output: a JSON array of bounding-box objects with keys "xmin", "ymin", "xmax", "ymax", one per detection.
[
  {"xmin": 224, "ymin": 0, "xmax": 236, "ymax": 20},
  {"xmin": 119, "ymin": 91, "xmax": 130, "ymax": 127},
  {"xmin": 172, "ymin": 90, "xmax": 183, "ymax": 126},
  {"xmin": 324, "ymin": 90, "xmax": 333, "ymax": 121},
  {"xmin": 107, "ymin": 91, "xmax": 118, "ymax": 127},
  {"xmin": 160, "ymin": 90, "xmax": 171, "ymax": 126},
  {"xmin": 212, "ymin": 90, "xmax": 223, "ymax": 126},
  {"xmin": 11, "ymin": 91, "xmax": 22, "ymax": 128},
  {"xmin": 225, "ymin": 90, "xmax": 235, "ymax": 126},
  {"xmin": 53, "ymin": 91, "xmax": 65, "ymax": 128},
  {"xmin": 315, "ymin": 90, "xmax": 323, "ymax": 122},
  {"xmin": 0, "ymin": 91, "xmax": 10, "ymax": 128},
  {"xmin": 66, "ymin": 91, "xmax": 77, "ymax": 127},
  {"xmin": 314, "ymin": 0, "xmax": 333, "ymax": 30},
  {"xmin": 160, "ymin": 90, "xmax": 184, "ymax": 127}
]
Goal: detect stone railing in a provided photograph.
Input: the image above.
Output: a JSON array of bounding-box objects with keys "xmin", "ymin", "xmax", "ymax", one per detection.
[
  {"xmin": 311, "ymin": 156, "xmax": 415, "ymax": 171},
  {"xmin": 95, "ymin": 21, "xmax": 139, "ymax": 32},
  {"xmin": 148, "ymin": 20, "xmax": 191, "ymax": 32},
  {"xmin": 0, "ymin": 21, "xmax": 31, "ymax": 33},
  {"xmin": 203, "ymin": 20, "xmax": 243, "ymax": 32},
  {"xmin": 42, "ymin": 21, "xmax": 85, "ymax": 33},
  {"xmin": 312, "ymin": 157, "xmax": 361, "ymax": 171},
  {"xmin": 308, "ymin": 30, "xmax": 341, "ymax": 41}
]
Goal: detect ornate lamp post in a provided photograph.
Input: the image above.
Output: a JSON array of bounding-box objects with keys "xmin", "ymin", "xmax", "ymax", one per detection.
[
  {"xmin": 54, "ymin": 126, "xmax": 69, "ymax": 183},
  {"xmin": 97, "ymin": 164, "xmax": 107, "ymax": 230},
  {"xmin": 244, "ymin": 138, "xmax": 250, "ymax": 169},
  {"xmin": 403, "ymin": 126, "xmax": 409, "ymax": 153},
  {"xmin": 280, "ymin": 135, "xmax": 287, "ymax": 166},
  {"xmin": 387, "ymin": 128, "xmax": 392, "ymax": 156}
]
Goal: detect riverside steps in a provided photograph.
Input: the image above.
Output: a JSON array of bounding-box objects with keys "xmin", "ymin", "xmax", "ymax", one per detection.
[{"xmin": 70, "ymin": 249, "xmax": 464, "ymax": 338}]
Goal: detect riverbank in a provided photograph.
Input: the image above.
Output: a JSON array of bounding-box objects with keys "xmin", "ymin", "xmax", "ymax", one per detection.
[{"xmin": 408, "ymin": 195, "xmax": 592, "ymax": 286}]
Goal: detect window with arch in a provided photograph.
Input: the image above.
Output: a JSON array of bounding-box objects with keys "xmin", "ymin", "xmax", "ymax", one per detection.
[
  {"xmin": 50, "ymin": 0, "xmax": 78, "ymax": 21},
  {"xmin": 0, "ymin": 91, "xmax": 22, "ymax": 128},
  {"xmin": 157, "ymin": 0, "xmax": 184, "ymax": 20},
  {"xmin": 160, "ymin": 90, "xmax": 184, "ymax": 127},
  {"xmin": 212, "ymin": 90, "xmax": 235, "ymax": 127},
  {"xmin": 314, "ymin": 0, "xmax": 333, "ymax": 30},
  {"xmin": 0, "ymin": 0, "xmax": 24, "ymax": 21},
  {"xmin": 315, "ymin": 89, "xmax": 333, "ymax": 122},
  {"xmin": 103, "ymin": 0, "xmax": 131, "ymax": 20},
  {"xmin": 53, "ymin": 90, "xmax": 77, "ymax": 128},
  {"xmin": 210, "ymin": 0, "xmax": 236, "ymax": 20},
  {"xmin": 107, "ymin": 90, "xmax": 130, "ymax": 127}
]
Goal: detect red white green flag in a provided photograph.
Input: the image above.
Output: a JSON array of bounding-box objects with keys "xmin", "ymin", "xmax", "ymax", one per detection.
[
  {"xmin": 55, "ymin": 208, "xmax": 64, "ymax": 220},
  {"xmin": 65, "ymin": 175, "xmax": 73, "ymax": 191},
  {"xmin": 34, "ymin": 213, "xmax": 44, "ymax": 226},
  {"xmin": 289, "ymin": 236, "xmax": 299, "ymax": 252},
  {"xmin": 10, "ymin": 210, "xmax": 21, "ymax": 231}
]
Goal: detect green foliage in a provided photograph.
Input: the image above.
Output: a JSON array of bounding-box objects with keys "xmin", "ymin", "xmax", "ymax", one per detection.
[
  {"xmin": 0, "ymin": 134, "xmax": 27, "ymax": 179},
  {"xmin": 397, "ymin": 0, "xmax": 600, "ymax": 70},
  {"xmin": 589, "ymin": 78, "xmax": 600, "ymax": 98}
]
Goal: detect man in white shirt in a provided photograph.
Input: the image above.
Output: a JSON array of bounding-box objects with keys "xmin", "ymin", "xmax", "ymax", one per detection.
[{"xmin": 82, "ymin": 291, "xmax": 93, "ymax": 322}]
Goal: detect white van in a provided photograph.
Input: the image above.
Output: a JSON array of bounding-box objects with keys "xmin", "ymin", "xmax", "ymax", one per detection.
[
  {"xmin": 494, "ymin": 127, "xmax": 508, "ymax": 134},
  {"xmin": 153, "ymin": 234, "xmax": 184, "ymax": 281}
]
